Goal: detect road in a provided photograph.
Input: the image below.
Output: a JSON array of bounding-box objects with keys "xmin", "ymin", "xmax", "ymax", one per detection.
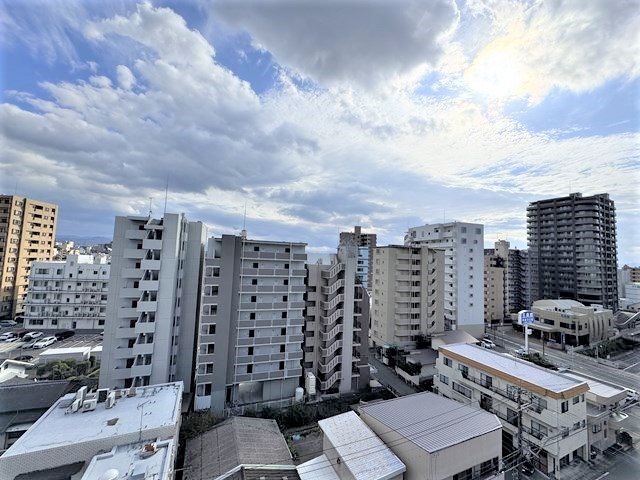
[
  {"xmin": 485, "ymin": 328, "xmax": 640, "ymax": 391},
  {"xmin": 369, "ymin": 355, "xmax": 419, "ymax": 396}
]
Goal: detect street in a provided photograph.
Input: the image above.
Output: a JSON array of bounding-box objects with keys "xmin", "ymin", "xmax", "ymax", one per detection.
[{"xmin": 369, "ymin": 355, "xmax": 419, "ymax": 396}]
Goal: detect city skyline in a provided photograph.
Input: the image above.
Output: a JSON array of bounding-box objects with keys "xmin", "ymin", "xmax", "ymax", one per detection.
[{"xmin": 1, "ymin": 1, "xmax": 638, "ymax": 263}]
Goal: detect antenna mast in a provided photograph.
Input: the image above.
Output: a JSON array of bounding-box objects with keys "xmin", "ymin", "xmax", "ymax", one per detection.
[
  {"xmin": 240, "ymin": 201, "xmax": 247, "ymax": 239},
  {"xmin": 163, "ymin": 178, "xmax": 169, "ymax": 215}
]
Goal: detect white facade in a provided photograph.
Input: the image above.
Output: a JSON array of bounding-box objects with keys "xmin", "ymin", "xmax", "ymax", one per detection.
[
  {"xmin": 0, "ymin": 382, "xmax": 182, "ymax": 480},
  {"xmin": 620, "ymin": 283, "xmax": 640, "ymax": 311},
  {"xmin": 100, "ymin": 214, "xmax": 205, "ymax": 392},
  {"xmin": 0, "ymin": 360, "xmax": 32, "ymax": 383},
  {"xmin": 24, "ymin": 254, "xmax": 109, "ymax": 330},
  {"xmin": 405, "ymin": 222, "xmax": 484, "ymax": 337},
  {"xmin": 435, "ymin": 344, "xmax": 589, "ymax": 478},
  {"xmin": 194, "ymin": 235, "xmax": 306, "ymax": 413}
]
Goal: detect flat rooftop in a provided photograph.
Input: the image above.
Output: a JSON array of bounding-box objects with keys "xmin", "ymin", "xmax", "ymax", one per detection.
[
  {"xmin": 439, "ymin": 343, "xmax": 589, "ymax": 399},
  {"xmin": 3, "ymin": 382, "xmax": 183, "ymax": 457},
  {"xmin": 39, "ymin": 347, "xmax": 91, "ymax": 355},
  {"xmin": 359, "ymin": 392, "xmax": 501, "ymax": 453},
  {"xmin": 81, "ymin": 440, "xmax": 173, "ymax": 480},
  {"xmin": 563, "ymin": 372, "xmax": 627, "ymax": 401},
  {"xmin": 318, "ymin": 411, "xmax": 406, "ymax": 480}
]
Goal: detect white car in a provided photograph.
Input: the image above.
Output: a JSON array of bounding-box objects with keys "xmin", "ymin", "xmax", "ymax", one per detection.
[
  {"xmin": 32, "ymin": 336, "xmax": 57, "ymax": 349},
  {"xmin": 5, "ymin": 337, "xmax": 20, "ymax": 343},
  {"xmin": 23, "ymin": 331, "xmax": 43, "ymax": 341},
  {"xmin": 0, "ymin": 320, "xmax": 17, "ymax": 327},
  {"xmin": 481, "ymin": 340, "xmax": 496, "ymax": 349},
  {"xmin": 0, "ymin": 332, "xmax": 17, "ymax": 341}
]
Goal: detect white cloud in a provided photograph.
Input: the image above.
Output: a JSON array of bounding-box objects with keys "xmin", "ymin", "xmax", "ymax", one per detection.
[
  {"xmin": 116, "ymin": 65, "xmax": 136, "ymax": 90},
  {"xmin": 213, "ymin": 0, "xmax": 460, "ymax": 89}
]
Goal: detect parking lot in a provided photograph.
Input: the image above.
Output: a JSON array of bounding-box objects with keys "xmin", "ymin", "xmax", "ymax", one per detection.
[{"xmin": 0, "ymin": 327, "xmax": 102, "ymax": 363}]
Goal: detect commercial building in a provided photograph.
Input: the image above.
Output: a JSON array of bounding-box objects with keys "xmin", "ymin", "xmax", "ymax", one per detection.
[
  {"xmin": 370, "ymin": 245, "xmax": 444, "ymax": 348},
  {"xmin": 99, "ymin": 214, "xmax": 205, "ymax": 392},
  {"xmin": 527, "ymin": 299, "xmax": 614, "ymax": 347},
  {"xmin": 563, "ymin": 371, "xmax": 629, "ymax": 457},
  {"xmin": 0, "ymin": 382, "xmax": 183, "ymax": 480},
  {"xmin": 184, "ymin": 417, "xmax": 298, "ymax": 480},
  {"xmin": 527, "ymin": 193, "xmax": 618, "ymax": 310},
  {"xmin": 405, "ymin": 221, "xmax": 485, "ymax": 336},
  {"xmin": 297, "ymin": 411, "xmax": 406, "ymax": 480},
  {"xmin": 618, "ymin": 265, "xmax": 640, "ymax": 297},
  {"xmin": 435, "ymin": 343, "xmax": 589, "ymax": 478},
  {"xmin": 0, "ymin": 195, "xmax": 58, "ymax": 319},
  {"xmin": 619, "ymin": 283, "xmax": 640, "ymax": 311},
  {"xmin": 359, "ymin": 392, "xmax": 503, "ymax": 480},
  {"xmin": 194, "ymin": 235, "xmax": 306, "ymax": 413},
  {"xmin": 305, "ymin": 244, "xmax": 370, "ymax": 394},
  {"xmin": 339, "ymin": 225, "xmax": 376, "ymax": 291},
  {"xmin": 23, "ymin": 254, "xmax": 110, "ymax": 330}
]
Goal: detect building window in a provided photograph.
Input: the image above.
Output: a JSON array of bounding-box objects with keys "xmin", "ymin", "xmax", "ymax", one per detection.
[
  {"xmin": 247, "ymin": 364, "xmax": 253, "ymax": 373},
  {"xmin": 452, "ymin": 382, "xmax": 472, "ymax": 398},
  {"xmin": 561, "ymin": 401, "xmax": 568, "ymax": 413},
  {"xmin": 439, "ymin": 374, "xmax": 449, "ymax": 385},
  {"xmin": 458, "ymin": 364, "xmax": 469, "ymax": 378},
  {"xmin": 207, "ymin": 324, "xmax": 216, "ymax": 335},
  {"xmin": 443, "ymin": 357, "xmax": 452, "ymax": 367},
  {"xmin": 480, "ymin": 373, "xmax": 492, "ymax": 389}
]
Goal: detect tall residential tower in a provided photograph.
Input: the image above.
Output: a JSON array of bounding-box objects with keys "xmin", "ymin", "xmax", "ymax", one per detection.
[{"xmin": 339, "ymin": 226, "xmax": 376, "ymax": 292}]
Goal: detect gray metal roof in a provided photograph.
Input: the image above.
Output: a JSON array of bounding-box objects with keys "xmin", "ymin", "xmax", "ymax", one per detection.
[
  {"xmin": 184, "ymin": 416, "xmax": 294, "ymax": 480},
  {"xmin": 359, "ymin": 392, "xmax": 501, "ymax": 453},
  {"xmin": 0, "ymin": 380, "xmax": 71, "ymax": 413}
]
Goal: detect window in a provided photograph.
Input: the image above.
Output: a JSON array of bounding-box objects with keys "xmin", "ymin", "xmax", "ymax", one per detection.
[
  {"xmin": 443, "ymin": 357, "xmax": 452, "ymax": 367},
  {"xmin": 506, "ymin": 408, "xmax": 518, "ymax": 426},
  {"xmin": 279, "ymin": 361, "xmax": 285, "ymax": 370},
  {"xmin": 281, "ymin": 312, "xmax": 287, "ymax": 319},
  {"xmin": 251, "ymin": 278, "xmax": 257, "ymax": 285},
  {"xmin": 247, "ymin": 364, "xmax": 253, "ymax": 374},
  {"xmin": 253, "ymin": 246, "xmax": 259, "ymax": 252},
  {"xmin": 480, "ymin": 373, "xmax": 492, "ymax": 389},
  {"xmin": 561, "ymin": 401, "xmax": 569, "ymax": 413},
  {"xmin": 249, "ymin": 329, "xmax": 254, "ymax": 338},
  {"xmin": 280, "ymin": 327, "xmax": 286, "ymax": 336},
  {"xmin": 251, "ymin": 296, "xmax": 257, "ymax": 302},
  {"xmin": 573, "ymin": 396, "xmax": 580, "ymax": 405},
  {"xmin": 280, "ymin": 344, "xmax": 286, "ymax": 353},
  {"xmin": 207, "ymin": 324, "xmax": 216, "ymax": 335},
  {"xmin": 252, "ymin": 262, "xmax": 258, "ymax": 268},
  {"xmin": 458, "ymin": 364, "xmax": 469, "ymax": 378},
  {"xmin": 250, "ymin": 312, "xmax": 256, "ymax": 320},
  {"xmin": 439, "ymin": 374, "xmax": 449, "ymax": 385},
  {"xmin": 592, "ymin": 423, "xmax": 602, "ymax": 433},
  {"xmin": 531, "ymin": 420, "xmax": 548, "ymax": 438},
  {"xmin": 196, "ymin": 383, "xmax": 212, "ymax": 396},
  {"xmin": 213, "ymin": 267, "xmax": 220, "ymax": 277},
  {"xmin": 248, "ymin": 346, "xmax": 254, "ymax": 355},
  {"xmin": 452, "ymin": 382, "xmax": 472, "ymax": 398}
]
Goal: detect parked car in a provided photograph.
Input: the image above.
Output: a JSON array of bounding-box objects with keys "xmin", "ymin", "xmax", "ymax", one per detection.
[
  {"xmin": 513, "ymin": 347, "xmax": 527, "ymax": 357},
  {"xmin": 0, "ymin": 320, "xmax": 17, "ymax": 327},
  {"xmin": 21, "ymin": 340, "xmax": 36, "ymax": 349},
  {"xmin": 14, "ymin": 355, "xmax": 34, "ymax": 362},
  {"xmin": 521, "ymin": 461, "xmax": 535, "ymax": 477},
  {"xmin": 32, "ymin": 336, "xmax": 57, "ymax": 349},
  {"xmin": 0, "ymin": 332, "xmax": 17, "ymax": 341},
  {"xmin": 5, "ymin": 336, "xmax": 20, "ymax": 343},
  {"xmin": 481, "ymin": 340, "xmax": 496, "ymax": 349},
  {"xmin": 22, "ymin": 331, "xmax": 44, "ymax": 341},
  {"xmin": 54, "ymin": 330, "xmax": 75, "ymax": 341}
]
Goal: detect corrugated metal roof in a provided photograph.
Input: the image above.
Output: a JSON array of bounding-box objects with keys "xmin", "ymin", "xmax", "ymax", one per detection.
[
  {"xmin": 440, "ymin": 343, "xmax": 586, "ymax": 393},
  {"xmin": 318, "ymin": 411, "xmax": 406, "ymax": 480},
  {"xmin": 359, "ymin": 392, "xmax": 501, "ymax": 453},
  {"xmin": 297, "ymin": 454, "xmax": 340, "ymax": 480}
]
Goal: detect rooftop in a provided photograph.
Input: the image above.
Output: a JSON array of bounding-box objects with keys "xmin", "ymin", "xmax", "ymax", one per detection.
[
  {"xmin": 563, "ymin": 372, "xmax": 627, "ymax": 402},
  {"xmin": 39, "ymin": 346, "xmax": 92, "ymax": 356},
  {"xmin": 81, "ymin": 440, "xmax": 174, "ymax": 480},
  {"xmin": 359, "ymin": 392, "xmax": 501, "ymax": 453},
  {"xmin": 317, "ymin": 411, "xmax": 406, "ymax": 480},
  {"xmin": 0, "ymin": 380, "xmax": 72, "ymax": 413},
  {"xmin": 297, "ymin": 454, "xmax": 339, "ymax": 480},
  {"xmin": 3, "ymin": 382, "xmax": 183, "ymax": 457},
  {"xmin": 439, "ymin": 343, "xmax": 589, "ymax": 399},
  {"xmin": 184, "ymin": 416, "xmax": 294, "ymax": 480}
]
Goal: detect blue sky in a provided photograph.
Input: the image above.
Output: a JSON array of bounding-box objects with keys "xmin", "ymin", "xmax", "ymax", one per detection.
[{"xmin": 0, "ymin": 0, "xmax": 638, "ymax": 263}]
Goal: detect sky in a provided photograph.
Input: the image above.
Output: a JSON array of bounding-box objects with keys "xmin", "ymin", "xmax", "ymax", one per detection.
[{"xmin": 0, "ymin": 0, "xmax": 638, "ymax": 263}]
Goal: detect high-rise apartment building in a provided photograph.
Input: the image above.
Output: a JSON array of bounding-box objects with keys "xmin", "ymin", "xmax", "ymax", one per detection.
[
  {"xmin": 405, "ymin": 222, "xmax": 484, "ymax": 336},
  {"xmin": 484, "ymin": 249, "xmax": 505, "ymax": 324},
  {"xmin": 23, "ymin": 254, "xmax": 110, "ymax": 330},
  {"xmin": 100, "ymin": 214, "xmax": 205, "ymax": 392},
  {"xmin": 194, "ymin": 235, "xmax": 306, "ymax": 413},
  {"xmin": 508, "ymin": 247, "xmax": 532, "ymax": 313},
  {"xmin": 339, "ymin": 226, "xmax": 376, "ymax": 291},
  {"xmin": 305, "ymin": 244, "xmax": 370, "ymax": 394},
  {"xmin": 370, "ymin": 245, "xmax": 444, "ymax": 348},
  {"xmin": 0, "ymin": 195, "xmax": 58, "ymax": 319},
  {"xmin": 527, "ymin": 193, "xmax": 618, "ymax": 310}
]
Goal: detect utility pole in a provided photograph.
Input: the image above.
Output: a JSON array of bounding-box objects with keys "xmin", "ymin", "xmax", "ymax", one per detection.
[{"xmin": 515, "ymin": 387, "xmax": 523, "ymax": 480}]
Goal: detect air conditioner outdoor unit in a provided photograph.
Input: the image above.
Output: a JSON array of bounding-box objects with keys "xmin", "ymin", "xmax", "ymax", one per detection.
[
  {"xmin": 82, "ymin": 398, "xmax": 98, "ymax": 412},
  {"xmin": 105, "ymin": 391, "xmax": 116, "ymax": 409},
  {"xmin": 70, "ymin": 398, "xmax": 81, "ymax": 413},
  {"xmin": 76, "ymin": 386, "xmax": 88, "ymax": 403}
]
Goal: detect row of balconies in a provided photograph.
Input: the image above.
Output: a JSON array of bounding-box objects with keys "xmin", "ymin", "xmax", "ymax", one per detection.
[
  {"xmin": 240, "ymin": 250, "xmax": 307, "ymax": 261},
  {"xmin": 238, "ymin": 301, "xmax": 305, "ymax": 311},
  {"xmin": 241, "ymin": 267, "xmax": 306, "ymax": 277}
]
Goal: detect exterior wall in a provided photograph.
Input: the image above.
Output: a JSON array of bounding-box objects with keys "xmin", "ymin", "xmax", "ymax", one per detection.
[
  {"xmin": 194, "ymin": 236, "xmax": 306, "ymax": 414},
  {"xmin": 99, "ymin": 214, "xmax": 205, "ymax": 393},
  {"xmin": 23, "ymin": 255, "xmax": 109, "ymax": 330},
  {"xmin": 527, "ymin": 193, "xmax": 618, "ymax": 311},
  {"xmin": 435, "ymin": 354, "xmax": 589, "ymax": 477},
  {"xmin": 370, "ymin": 246, "xmax": 444, "ymax": 348},
  {"xmin": 339, "ymin": 226, "xmax": 376, "ymax": 293},
  {"xmin": 484, "ymin": 251, "xmax": 505, "ymax": 324},
  {"xmin": 405, "ymin": 222, "xmax": 484, "ymax": 336},
  {"xmin": 303, "ymin": 245, "xmax": 370, "ymax": 394},
  {"xmin": 618, "ymin": 266, "xmax": 640, "ymax": 297},
  {"xmin": 0, "ymin": 196, "xmax": 58, "ymax": 319}
]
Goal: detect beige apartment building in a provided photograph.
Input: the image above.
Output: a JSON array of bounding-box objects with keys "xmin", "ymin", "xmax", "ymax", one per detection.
[
  {"xmin": 0, "ymin": 195, "xmax": 58, "ymax": 319},
  {"xmin": 371, "ymin": 245, "xmax": 444, "ymax": 348},
  {"xmin": 484, "ymin": 249, "xmax": 505, "ymax": 324}
]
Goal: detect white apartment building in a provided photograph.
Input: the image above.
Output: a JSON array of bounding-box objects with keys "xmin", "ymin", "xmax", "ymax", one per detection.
[
  {"xmin": 359, "ymin": 392, "xmax": 503, "ymax": 480},
  {"xmin": 435, "ymin": 344, "xmax": 589, "ymax": 478},
  {"xmin": 305, "ymin": 244, "xmax": 370, "ymax": 394},
  {"xmin": 371, "ymin": 245, "xmax": 444, "ymax": 349},
  {"xmin": 194, "ymin": 235, "xmax": 306, "ymax": 413},
  {"xmin": 406, "ymin": 222, "xmax": 485, "ymax": 337},
  {"xmin": 0, "ymin": 382, "xmax": 182, "ymax": 480},
  {"xmin": 100, "ymin": 214, "xmax": 205, "ymax": 392},
  {"xmin": 23, "ymin": 254, "xmax": 109, "ymax": 330}
]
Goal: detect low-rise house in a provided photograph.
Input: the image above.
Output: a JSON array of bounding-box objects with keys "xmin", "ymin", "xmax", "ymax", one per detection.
[
  {"xmin": 0, "ymin": 382, "xmax": 183, "ymax": 480},
  {"xmin": 359, "ymin": 392, "xmax": 503, "ymax": 480},
  {"xmin": 184, "ymin": 416, "xmax": 299, "ymax": 480},
  {"xmin": 435, "ymin": 343, "xmax": 590, "ymax": 478},
  {"xmin": 297, "ymin": 411, "xmax": 406, "ymax": 480}
]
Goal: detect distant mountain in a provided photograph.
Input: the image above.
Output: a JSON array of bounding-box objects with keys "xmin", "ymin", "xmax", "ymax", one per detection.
[{"xmin": 56, "ymin": 235, "xmax": 112, "ymax": 246}]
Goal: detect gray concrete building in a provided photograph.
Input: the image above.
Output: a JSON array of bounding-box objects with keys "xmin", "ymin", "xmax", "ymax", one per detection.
[
  {"xmin": 339, "ymin": 225, "xmax": 376, "ymax": 291},
  {"xmin": 194, "ymin": 235, "xmax": 306, "ymax": 413},
  {"xmin": 371, "ymin": 245, "xmax": 445, "ymax": 348},
  {"xmin": 305, "ymin": 244, "xmax": 370, "ymax": 394},
  {"xmin": 99, "ymin": 214, "xmax": 205, "ymax": 392},
  {"xmin": 527, "ymin": 193, "xmax": 618, "ymax": 310}
]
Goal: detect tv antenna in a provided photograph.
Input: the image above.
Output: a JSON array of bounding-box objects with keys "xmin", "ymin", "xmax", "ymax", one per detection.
[{"xmin": 240, "ymin": 201, "xmax": 247, "ymax": 239}]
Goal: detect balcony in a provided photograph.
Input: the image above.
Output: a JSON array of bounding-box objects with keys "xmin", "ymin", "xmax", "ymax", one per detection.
[
  {"xmin": 140, "ymin": 259, "xmax": 161, "ymax": 270},
  {"xmin": 142, "ymin": 238, "xmax": 163, "ymax": 250},
  {"xmin": 132, "ymin": 342, "xmax": 154, "ymax": 355}
]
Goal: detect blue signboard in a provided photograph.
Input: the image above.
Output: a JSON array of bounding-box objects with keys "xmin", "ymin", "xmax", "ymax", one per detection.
[{"xmin": 518, "ymin": 310, "xmax": 535, "ymax": 325}]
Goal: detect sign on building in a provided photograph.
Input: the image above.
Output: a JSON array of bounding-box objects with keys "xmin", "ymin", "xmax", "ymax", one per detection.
[{"xmin": 518, "ymin": 310, "xmax": 535, "ymax": 325}]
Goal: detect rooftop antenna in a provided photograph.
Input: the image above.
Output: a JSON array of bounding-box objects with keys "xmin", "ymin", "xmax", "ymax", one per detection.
[
  {"xmin": 148, "ymin": 197, "xmax": 153, "ymax": 218},
  {"xmin": 163, "ymin": 178, "xmax": 169, "ymax": 215},
  {"xmin": 240, "ymin": 201, "xmax": 247, "ymax": 239}
]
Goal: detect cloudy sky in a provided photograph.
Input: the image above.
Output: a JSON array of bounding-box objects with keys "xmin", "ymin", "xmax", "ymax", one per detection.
[{"xmin": 1, "ymin": 0, "xmax": 638, "ymax": 263}]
